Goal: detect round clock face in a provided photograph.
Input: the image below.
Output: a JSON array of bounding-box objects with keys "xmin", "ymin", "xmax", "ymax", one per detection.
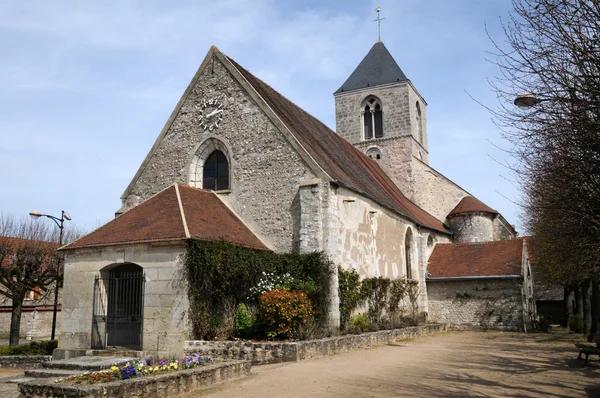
[{"xmin": 199, "ymin": 99, "xmax": 224, "ymax": 131}]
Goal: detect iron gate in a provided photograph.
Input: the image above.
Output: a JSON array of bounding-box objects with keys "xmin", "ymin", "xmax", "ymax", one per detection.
[{"xmin": 91, "ymin": 268, "xmax": 145, "ymax": 350}]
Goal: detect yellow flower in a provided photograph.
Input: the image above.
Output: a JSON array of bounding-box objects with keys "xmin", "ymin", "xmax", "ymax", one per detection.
[{"xmin": 111, "ymin": 366, "xmax": 119, "ymax": 372}]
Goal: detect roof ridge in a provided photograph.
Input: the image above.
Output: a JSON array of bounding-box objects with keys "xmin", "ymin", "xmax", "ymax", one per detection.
[
  {"xmin": 226, "ymin": 55, "xmax": 448, "ymax": 234},
  {"xmin": 174, "ymin": 183, "xmax": 191, "ymax": 239}
]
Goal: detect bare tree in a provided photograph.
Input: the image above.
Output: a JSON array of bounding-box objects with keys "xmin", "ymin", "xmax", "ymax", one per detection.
[
  {"xmin": 489, "ymin": 0, "xmax": 600, "ymax": 334},
  {"xmin": 0, "ymin": 213, "xmax": 84, "ymax": 345}
]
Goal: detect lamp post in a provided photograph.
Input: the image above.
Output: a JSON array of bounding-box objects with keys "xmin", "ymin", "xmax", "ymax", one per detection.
[
  {"xmin": 514, "ymin": 92, "xmax": 542, "ymax": 109},
  {"xmin": 29, "ymin": 210, "xmax": 71, "ymax": 341}
]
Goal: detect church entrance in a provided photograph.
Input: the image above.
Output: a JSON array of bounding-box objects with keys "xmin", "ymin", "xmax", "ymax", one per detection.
[{"xmin": 91, "ymin": 263, "xmax": 145, "ymax": 350}]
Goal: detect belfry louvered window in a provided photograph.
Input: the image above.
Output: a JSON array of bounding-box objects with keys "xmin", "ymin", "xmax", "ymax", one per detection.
[{"xmin": 363, "ymin": 97, "xmax": 383, "ymax": 140}]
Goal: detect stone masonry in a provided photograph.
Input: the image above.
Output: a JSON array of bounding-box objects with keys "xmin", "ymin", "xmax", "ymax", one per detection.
[
  {"xmin": 120, "ymin": 55, "xmax": 317, "ymax": 253},
  {"xmin": 428, "ymin": 278, "xmax": 526, "ymax": 331}
]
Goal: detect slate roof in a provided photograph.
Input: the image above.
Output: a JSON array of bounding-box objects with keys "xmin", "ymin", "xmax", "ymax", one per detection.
[
  {"xmin": 335, "ymin": 41, "xmax": 409, "ymax": 94},
  {"xmin": 227, "ymin": 56, "xmax": 448, "ymax": 234},
  {"xmin": 448, "ymin": 196, "xmax": 498, "ymax": 217},
  {"xmin": 427, "ymin": 238, "xmax": 525, "ymax": 279},
  {"xmin": 62, "ymin": 184, "xmax": 268, "ymax": 251}
]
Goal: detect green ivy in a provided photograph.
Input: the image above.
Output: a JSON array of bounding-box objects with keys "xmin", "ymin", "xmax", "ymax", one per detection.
[{"xmin": 183, "ymin": 239, "xmax": 332, "ymax": 340}]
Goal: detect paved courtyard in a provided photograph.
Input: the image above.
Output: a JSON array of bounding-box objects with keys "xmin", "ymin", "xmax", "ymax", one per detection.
[
  {"xmin": 0, "ymin": 330, "xmax": 598, "ymax": 397},
  {"xmin": 194, "ymin": 330, "xmax": 599, "ymax": 398}
]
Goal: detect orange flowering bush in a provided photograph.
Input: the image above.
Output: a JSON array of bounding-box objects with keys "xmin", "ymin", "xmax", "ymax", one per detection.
[{"xmin": 258, "ymin": 289, "xmax": 315, "ymax": 340}]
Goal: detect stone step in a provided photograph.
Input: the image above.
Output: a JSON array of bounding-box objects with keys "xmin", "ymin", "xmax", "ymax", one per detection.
[
  {"xmin": 88, "ymin": 349, "xmax": 141, "ymax": 358},
  {"xmin": 5, "ymin": 377, "xmax": 36, "ymax": 384},
  {"xmin": 42, "ymin": 356, "xmax": 136, "ymax": 371},
  {"xmin": 25, "ymin": 368, "xmax": 84, "ymax": 378}
]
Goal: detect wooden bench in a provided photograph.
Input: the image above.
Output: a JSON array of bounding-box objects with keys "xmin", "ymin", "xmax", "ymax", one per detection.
[{"xmin": 575, "ymin": 343, "xmax": 600, "ymax": 366}]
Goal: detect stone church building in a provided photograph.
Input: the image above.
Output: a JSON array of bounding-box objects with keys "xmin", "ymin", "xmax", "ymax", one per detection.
[{"xmin": 57, "ymin": 41, "xmax": 535, "ymax": 358}]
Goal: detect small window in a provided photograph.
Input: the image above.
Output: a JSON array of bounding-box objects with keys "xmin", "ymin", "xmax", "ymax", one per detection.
[
  {"xmin": 405, "ymin": 229, "xmax": 413, "ymax": 279},
  {"xmin": 416, "ymin": 101, "xmax": 423, "ymax": 144},
  {"xmin": 203, "ymin": 150, "xmax": 229, "ymax": 190},
  {"xmin": 367, "ymin": 148, "xmax": 382, "ymax": 161},
  {"xmin": 363, "ymin": 97, "xmax": 383, "ymax": 140}
]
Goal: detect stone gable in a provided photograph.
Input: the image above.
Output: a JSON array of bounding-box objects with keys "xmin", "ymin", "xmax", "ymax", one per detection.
[{"xmin": 121, "ymin": 54, "xmax": 317, "ymax": 252}]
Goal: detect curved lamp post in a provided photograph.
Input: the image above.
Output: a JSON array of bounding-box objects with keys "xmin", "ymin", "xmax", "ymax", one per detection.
[{"xmin": 29, "ymin": 210, "xmax": 71, "ymax": 341}]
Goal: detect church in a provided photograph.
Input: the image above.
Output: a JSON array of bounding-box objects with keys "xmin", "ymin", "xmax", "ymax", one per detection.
[{"xmin": 56, "ymin": 41, "xmax": 535, "ymax": 358}]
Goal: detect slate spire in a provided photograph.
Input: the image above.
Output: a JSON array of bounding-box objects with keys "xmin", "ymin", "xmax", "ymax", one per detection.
[{"xmin": 335, "ymin": 41, "xmax": 408, "ymax": 94}]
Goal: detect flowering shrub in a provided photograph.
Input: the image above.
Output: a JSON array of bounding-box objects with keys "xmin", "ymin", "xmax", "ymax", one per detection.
[
  {"xmin": 259, "ymin": 288, "xmax": 315, "ymax": 340},
  {"xmin": 247, "ymin": 272, "xmax": 296, "ymax": 302},
  {"xmin": 57, "ymin": 355, "xmax": 212, "ymax": 385}
]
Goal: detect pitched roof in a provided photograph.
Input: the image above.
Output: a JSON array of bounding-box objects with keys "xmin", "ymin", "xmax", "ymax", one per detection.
[
  {"xmin": 448, "ymin": 196, "xmax": 498, "ymax": 217},
  {"xmin": 335, "ymin": 41, "xmax": 409, "ymax": 94},
  {"xmin": 227, "ymin": 56, "xmax": 448, "ymax": 234},
  {"xmin": 427, "ymin": 238, "xmax": 525, "ymax": 278},
  {"xmin": 62, "ymin": 184, "xmax": 268, "ymax": 251},
  {"xmin": 0, "ymin": 237, "xmax": 59, "ymax": 251}
]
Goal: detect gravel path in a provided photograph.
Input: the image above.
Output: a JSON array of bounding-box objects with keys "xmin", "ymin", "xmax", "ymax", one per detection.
[
  {"xmin": 1, "ymin": 330, "xmax": 597, "ymax": 397},
  {"xmin": 187, "ymin": 330, "xmax": 599, "ymax": 397}
]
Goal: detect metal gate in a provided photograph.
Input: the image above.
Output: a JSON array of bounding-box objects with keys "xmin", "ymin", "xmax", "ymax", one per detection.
[{"xmin": 91, "ymin": 268, "xmax": 145, "ymax": 350}]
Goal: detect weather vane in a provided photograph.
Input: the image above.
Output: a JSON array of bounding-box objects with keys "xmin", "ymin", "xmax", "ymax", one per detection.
[{"xmin": 374, "ymin": 7, "xmax": 385, "ymax": 40}]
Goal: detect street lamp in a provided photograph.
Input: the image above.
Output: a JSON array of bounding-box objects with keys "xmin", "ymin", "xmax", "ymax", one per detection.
[
  {"xmin": 29, "ymin": 210, "xmax": 71, "ymax": 341},
  {"xmin": 514, "ymin": 92, "xmax": 542, "ymax": 109}
]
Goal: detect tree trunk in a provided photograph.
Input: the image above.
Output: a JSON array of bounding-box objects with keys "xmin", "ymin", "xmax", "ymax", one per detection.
[
  {"xmin": 590, "ymin": 281, "xmax": 600, "ymax": 342},
  {"xmin": 563, "ymin": 286, "xmax": 573, "ymax": 328},
  {"xmin": 583, "ymin": 281, "xmax": 592, "ymax": 336},
  {"xmin": 9, "ymin": 294, "xmax": 25, "ymax": 346},
  {"xmin": 575, "ymin": 285, "xmax": 583, "ymax": 316}
]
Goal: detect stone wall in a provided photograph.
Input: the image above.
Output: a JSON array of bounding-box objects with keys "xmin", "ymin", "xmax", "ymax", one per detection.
[
  {"xmin": 334, "ymin": 186, "xmax": 417, "ymax": 280},
  {"xmin": 333, "ymin": 82, "xmax": 429, "ymax": 196},
  {"xmin": 427, "ymin": 278, "xmax": 525, "ymax": 331},
  {"xmin": 185, "ymin": 324, "xmax": 445, "ymax": 365},
  {"xmin": 18, "ymin": 360, "xmax": 251, "ymax": 398},
  {"xmin": 0, "ymin": 355, "xmax": 51, "ymax": 369},
  {"xmin": 58, "ymin": 244, "xmax": 188, "ymax": 358},
  {"xmin": 493, "ymin": 215, "xmax": 517, "ymax": 241},
  {"xmin": 120, "ymin": 53, "xmax": 317, "ymax": 253},
  {"xmin": 409, "ymin": 159, "xmax": 469, "ymax": 222},
  {"xmin": 448, "ymin": 213, "xmax": 495, "ymax": 243},
  {"xmin": 0, "ymin": 307, "xmax": 61, "ymax": 340}
]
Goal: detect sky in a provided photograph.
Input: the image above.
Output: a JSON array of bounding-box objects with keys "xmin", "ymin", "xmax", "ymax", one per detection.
[{"xmin": 0, "ymin": 0, "xmax": 522, "ymax": 235}]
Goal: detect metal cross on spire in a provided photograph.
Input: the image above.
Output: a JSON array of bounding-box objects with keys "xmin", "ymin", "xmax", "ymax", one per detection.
[{"xmin": 374, "ymin": 7, "xmax": 385, "ymax": 40}]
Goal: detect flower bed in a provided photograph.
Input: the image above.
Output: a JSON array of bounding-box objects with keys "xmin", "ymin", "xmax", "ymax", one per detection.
[
  {"xmin": 18, "ymin": 359, "xmax": 251, "ymax": 398},
  {"xmin": 58, "ymin": 354, "xmax": 212, "ymax": 385}
]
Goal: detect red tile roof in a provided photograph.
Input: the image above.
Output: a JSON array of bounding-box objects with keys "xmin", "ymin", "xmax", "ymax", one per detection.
[
  {"xmin": 227, "ymin": 57, "xmax": 448, "ymax": 234},
  {"xmin": 448, "ymin": 196, "xmax": 498, "ymax": 217},
  {"xmin": 428, "ymin": 238, "xmax": 525, "ymax": 278},
  {"xmin": 0, "ymin": 237, "xmax": 59, "ymax": 251},
  {"xmin": 62, "ymin": 184, "xmax": 268, "ymax": 251}
]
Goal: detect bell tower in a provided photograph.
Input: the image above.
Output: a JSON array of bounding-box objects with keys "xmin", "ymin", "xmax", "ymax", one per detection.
[{"xmin": 333, "ymin": 40, "xmax": 428, "ymax": 197}]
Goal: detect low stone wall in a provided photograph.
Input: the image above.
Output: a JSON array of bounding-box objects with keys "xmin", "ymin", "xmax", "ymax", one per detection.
[
  {"xmin": 0, "ymin": 355, "xmax": 52, "ymax": 368},
  {"xmin": 18, "ymin": 360, "xmax": 251, "ymax": 398},
  {"xmin": 185, "ymin": 324, "xmax": 445, "ymax": 365},
  {"xmin": 428, "ymin": 278, "xmax": 524, "ymax": 331}
]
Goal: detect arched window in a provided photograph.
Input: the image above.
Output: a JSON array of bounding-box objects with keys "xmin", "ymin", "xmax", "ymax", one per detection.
[
  {"xmin": 363, "ymin": 97, "xmax": 383, "ymax": 140},
  {"xmin": 202, "ymin": 150, "xmax": 229, "ymax": 191},
  {"xmin": 405, "ymin": 228, "xmax": 413, "ymax": 279},
  {"xmin": 416, "ymin": 101, "xmax": 423, "ymax": 144},
  {"xmin": 189, "ymin": 137, "xmax": 232, "ymax": 190}
]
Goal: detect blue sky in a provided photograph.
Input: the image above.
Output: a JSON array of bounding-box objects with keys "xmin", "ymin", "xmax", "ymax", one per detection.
[{"xmin": 0, "ymin": 0, "xmax": 521, "ymax": 234}]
